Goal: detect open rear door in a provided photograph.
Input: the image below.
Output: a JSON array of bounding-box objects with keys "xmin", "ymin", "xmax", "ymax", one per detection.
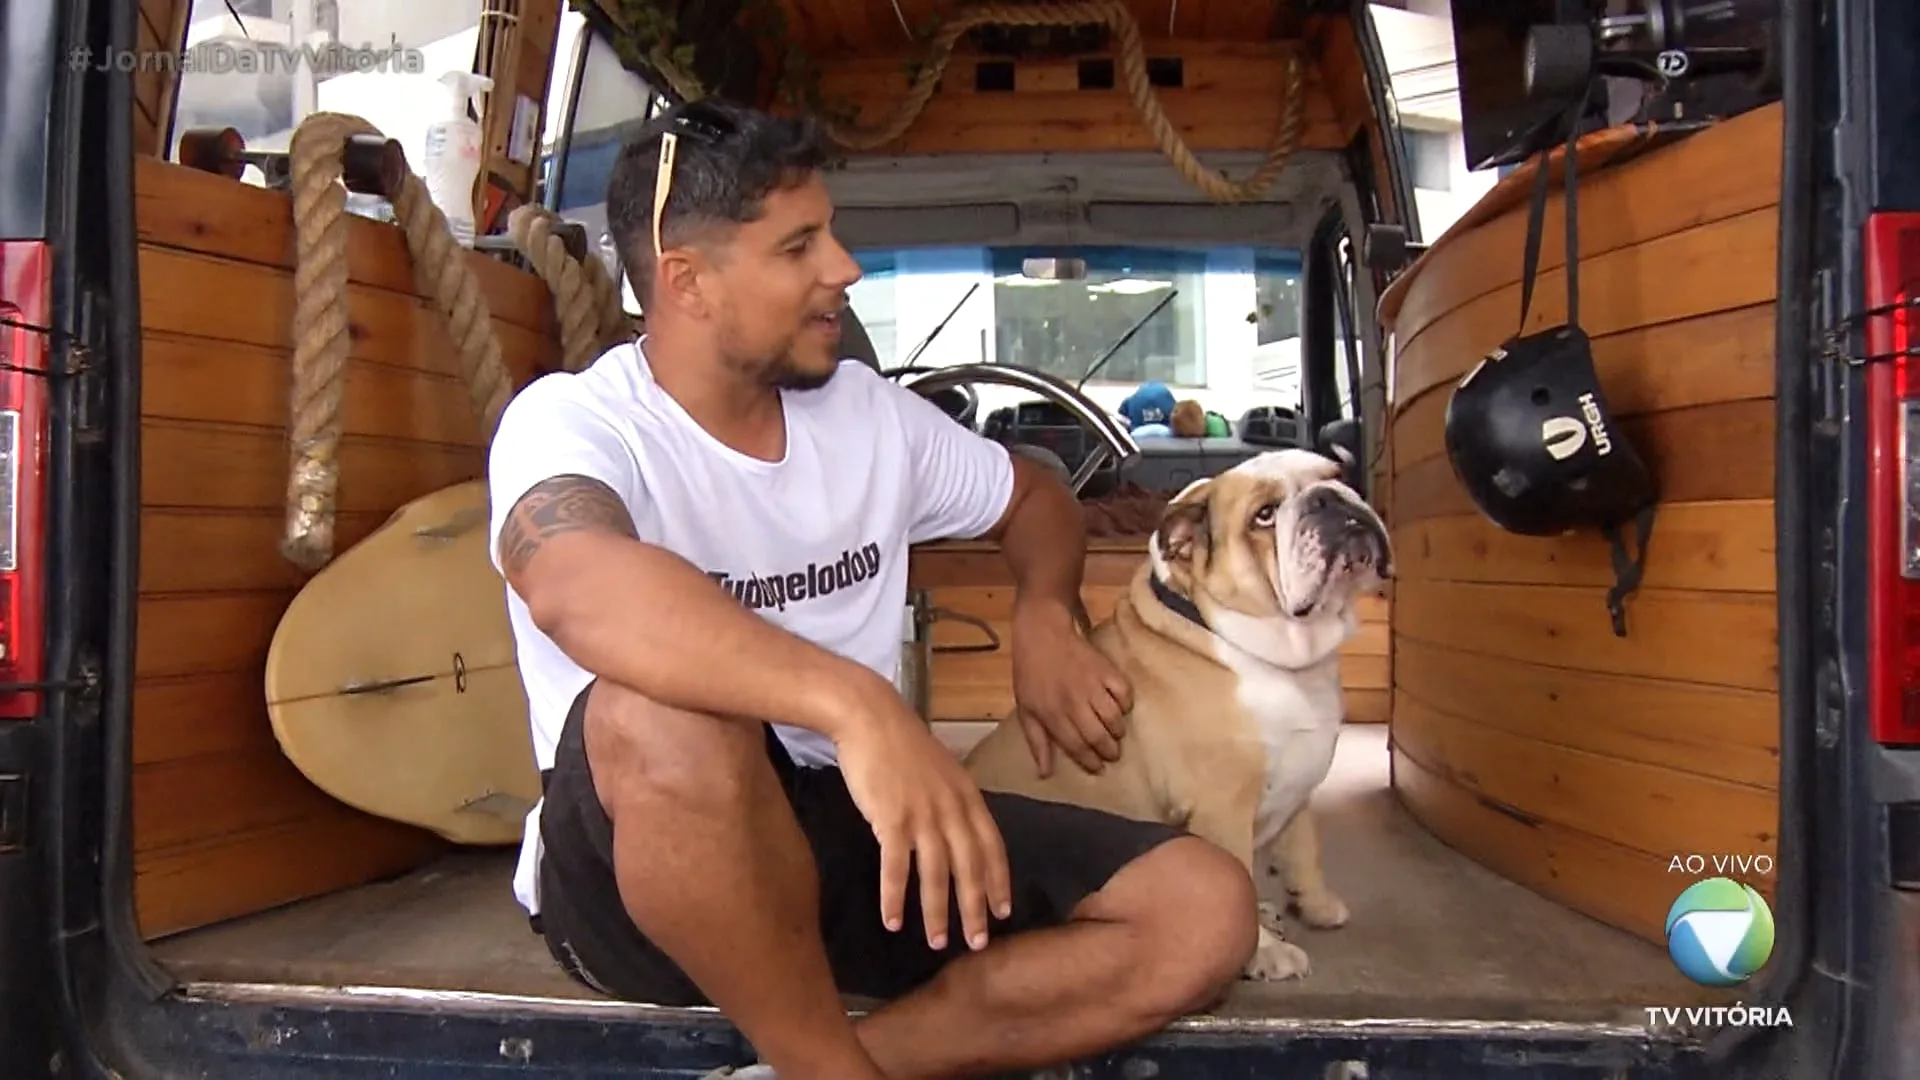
[
  {"xmin": 1824, "ymin": 0, "xmax": 1920, "ymax": 1073},
  {"xmin": 0, "ymin": 0, "xmax": 81, "ymax": 1076}
]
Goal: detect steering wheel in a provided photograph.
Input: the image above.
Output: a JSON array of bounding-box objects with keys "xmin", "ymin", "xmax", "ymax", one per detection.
[
  {"xmin": 881, "ymin": 365, "xmax": 979, "ymax": 429},
  {"xmin": 883, "ymin": 363, "xmax": 1141, "ymax": 497}
]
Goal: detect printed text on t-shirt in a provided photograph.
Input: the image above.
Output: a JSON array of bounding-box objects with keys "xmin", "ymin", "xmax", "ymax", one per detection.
[{"xmin": 706, "ymin": 541, "xmax": 884, "ymax": 612}]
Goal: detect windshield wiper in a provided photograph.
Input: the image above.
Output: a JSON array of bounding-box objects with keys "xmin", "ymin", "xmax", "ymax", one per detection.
[
  {"xmin": 898, "ymin": 282, "xmax": 981, "ymax": 369},
  {"xmin": 1076, "ymin": 288, "xmax": 1179, "ymax": 390}
]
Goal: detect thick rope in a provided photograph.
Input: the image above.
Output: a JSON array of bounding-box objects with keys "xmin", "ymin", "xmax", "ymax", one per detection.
[
  {"xmin": 388, "ymin": 160, "xmax": 514, "ymax": 435},
  {"xmin": 282, "ymin": 111, "xmax": 517, "ymax": 571},
  {"xmin": 283, "ymin": 112, "xmax": 378, "ymax": 572},
  {"xmin": 819, "ymin": 0, "xmax": 1307, "ymax": 203},
  {"xmin": 506, "ymin": 203, "xmax": 633, "ymax": 371}
]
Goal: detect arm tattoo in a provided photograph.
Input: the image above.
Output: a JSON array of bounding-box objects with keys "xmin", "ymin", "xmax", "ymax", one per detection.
[{"xmin": 497, "ymin": 475, "xmax": 639, "ymax": 576}]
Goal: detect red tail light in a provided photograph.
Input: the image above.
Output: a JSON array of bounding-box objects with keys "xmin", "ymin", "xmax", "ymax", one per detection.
[
  {"xmin": 1864, "ymin": 212, "xmax": 1920, "ymax": 746},
  {"xmin": 0, "ymin": 242, "xmax": 49, "ymax": 720}
]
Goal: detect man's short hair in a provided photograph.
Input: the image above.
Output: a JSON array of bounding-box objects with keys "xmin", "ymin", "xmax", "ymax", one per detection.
[{"xmin": 605, "ymin": 98, "xmax": 830, "ymax": 305}]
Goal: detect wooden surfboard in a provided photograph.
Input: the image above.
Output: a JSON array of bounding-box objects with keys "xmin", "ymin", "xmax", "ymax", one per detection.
[{"xmin": 264, "ymin": 479, "xmax": 540, "ymax": 846}]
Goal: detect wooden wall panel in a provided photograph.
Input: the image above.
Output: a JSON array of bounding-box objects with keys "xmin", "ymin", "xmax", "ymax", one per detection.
[
  {"xmin": 742, "ymin": 0, "xmax": 1284, "ymax": 61},
  {"xmin": 131, "ymin": 157, "xmax": 562, "ymax": 939},
  {"xmin": 1341, "ymin": 589, "xmax": 1390, "ymax": 724},
  {"xmin": 813, "ymin": 40, "xmax": 1349, "ymax": 156},
  {"xmin": 909, "ymin": 541, "xmax": 1390, "ymax": 744},
  {"xmin": 1377, "ymin": 104, "xmax": 1783, "ymax": 946},
  {"xmin": 910, "ymin": 543, "xmax": 1136, "ymax": 729}
]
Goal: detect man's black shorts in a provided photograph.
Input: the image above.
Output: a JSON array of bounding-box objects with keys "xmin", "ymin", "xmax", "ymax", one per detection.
[{"xmin": 532, "ymin": 679, "xmax": 1188, "ymax": 1005}]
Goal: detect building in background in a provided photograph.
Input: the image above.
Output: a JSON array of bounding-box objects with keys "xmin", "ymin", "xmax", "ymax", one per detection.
[{"xmin": 1370, "ymin": 0, "xmax": 1498, "ymax": 242}]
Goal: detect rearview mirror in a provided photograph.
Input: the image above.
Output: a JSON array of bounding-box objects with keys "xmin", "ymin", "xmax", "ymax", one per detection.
[{"xmin": 1022, "ymin": 256, "xmax": 1088, "ymax": 281}]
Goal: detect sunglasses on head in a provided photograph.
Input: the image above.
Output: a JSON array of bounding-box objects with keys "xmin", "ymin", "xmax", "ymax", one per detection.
[{"xmin": 651, "ymin": 101, "xmax": 739, "ymax": 258}]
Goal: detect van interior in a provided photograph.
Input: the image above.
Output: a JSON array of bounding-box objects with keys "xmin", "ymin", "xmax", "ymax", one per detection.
[{"xmin": 107, "ymin": 0, "xmax": 1789, "ymax": 1060}]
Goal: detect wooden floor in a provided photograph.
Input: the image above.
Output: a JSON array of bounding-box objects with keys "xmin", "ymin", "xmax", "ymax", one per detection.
[{"xmin": 148, "ymin": 727, "xmax": 1735, "ymax": 1024}]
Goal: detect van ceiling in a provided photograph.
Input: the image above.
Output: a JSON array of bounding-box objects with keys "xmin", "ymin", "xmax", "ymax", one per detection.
[{"xmin": 822, "ymin": 149, "xmax": 1347, "ymax": 250}]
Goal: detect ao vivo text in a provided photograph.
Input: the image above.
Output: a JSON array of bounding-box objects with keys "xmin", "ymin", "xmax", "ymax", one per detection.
[{"xmin": 1667, "ymin": 853, "xmax": 1775, "ymax": 875}]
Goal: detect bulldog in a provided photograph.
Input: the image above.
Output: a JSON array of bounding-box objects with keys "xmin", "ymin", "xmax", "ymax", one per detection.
[{"xmin": 963, "ymin": 448, "xmax": 1392, "ymax": 982}]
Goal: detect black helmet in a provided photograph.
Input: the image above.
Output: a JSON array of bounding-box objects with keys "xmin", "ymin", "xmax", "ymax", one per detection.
[
  {"xmin": 1442, "ymin": 325, "xmax": 1656, "ymax": 537},
  {"xmin": 1439, "ymin": 79, "xmax": 1658, "ymax": 638}
]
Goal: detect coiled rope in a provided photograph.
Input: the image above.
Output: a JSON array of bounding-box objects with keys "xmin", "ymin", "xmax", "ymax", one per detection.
[
  {"xmin": 506, "ymin": 202, "xmax": 634, "ymax": 372},
  {"xmin": 282, "ymin": 111, "xmax": 516, "ymax": 571},
  {"xmin": 817, "ymin": 0, "xmax": 1308, "ymax": 203}
]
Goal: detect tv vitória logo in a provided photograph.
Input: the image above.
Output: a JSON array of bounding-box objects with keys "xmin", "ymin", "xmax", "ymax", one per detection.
[{"xmin": 1665, "ymin": 877, "xmax": 1775, "ymax": 987}]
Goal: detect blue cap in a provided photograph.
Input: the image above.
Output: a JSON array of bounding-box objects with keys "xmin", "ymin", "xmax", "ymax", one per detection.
[{"xmin": 1119, "ymin": 381, "xmax": 1176, "ymax": 428}]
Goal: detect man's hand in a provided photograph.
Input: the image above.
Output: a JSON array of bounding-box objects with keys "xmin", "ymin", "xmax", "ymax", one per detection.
[
  {"xmin": 1008, "ymin": 598, "xmax": 1132, "ymax": 777},
  {"xmin": 831, "ymin": 678, "xmax": 1013, "ymax": 953}
]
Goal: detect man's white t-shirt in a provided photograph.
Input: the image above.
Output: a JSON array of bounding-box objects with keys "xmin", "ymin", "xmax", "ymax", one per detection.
[{"xmin": 485, "ymin": 339, "xmax": 1015, "ymax": 917}]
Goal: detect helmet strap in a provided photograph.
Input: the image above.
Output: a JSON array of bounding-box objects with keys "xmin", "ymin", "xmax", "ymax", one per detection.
[
  {"xmin": 1516, "ymin": 97, "xmax": 1585, "ymax": 335},
  {"xmin": 1514, "ymin": 92, "xmax": 1659, "ymax": 638},
  {"xmin": 1601, "ymin": 502, "xmax": 1657, "ymax": 638}
]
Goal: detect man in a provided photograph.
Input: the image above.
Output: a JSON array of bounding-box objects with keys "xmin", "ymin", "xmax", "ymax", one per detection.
[{"xmin": 485, "ymin": 98, "xmax": 1258, "ymax": 1080}]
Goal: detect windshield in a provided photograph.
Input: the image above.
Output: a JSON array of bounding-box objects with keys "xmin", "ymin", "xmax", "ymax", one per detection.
[{"xmin": 846, "ymin": 244, "xmax": 1304, "ymax": 427}]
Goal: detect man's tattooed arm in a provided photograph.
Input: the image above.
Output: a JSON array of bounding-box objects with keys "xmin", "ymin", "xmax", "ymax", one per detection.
[
  {"xmin": 496, "ymin": 475, "xmax": 639, "ymax": 578},
  {"xmin": 493, "ymin": 472, "xmax": 887, "ymax": 739}
]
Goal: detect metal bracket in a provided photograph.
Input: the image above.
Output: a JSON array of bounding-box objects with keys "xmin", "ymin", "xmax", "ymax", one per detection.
[{"xmin": 1819, "ymin": 294, "xmax": 1919, "ymax": 368}]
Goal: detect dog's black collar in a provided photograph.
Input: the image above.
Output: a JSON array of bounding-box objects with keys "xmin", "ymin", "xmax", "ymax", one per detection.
[{"xmin": 1149, "ymin": 572, "xmax": 1210, "ymax": 632}]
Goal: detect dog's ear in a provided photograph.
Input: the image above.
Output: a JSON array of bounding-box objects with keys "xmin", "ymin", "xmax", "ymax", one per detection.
[{"xmin": 1155, "ymin": 481, "xmax": 1212, "ymax": 563}]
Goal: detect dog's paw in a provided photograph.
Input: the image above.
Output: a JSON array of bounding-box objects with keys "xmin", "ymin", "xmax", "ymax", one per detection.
[
  {"xmin": 1242, "ymin": 926, "xmax": 1311, "ymax": 982},
  {"xmin": 1292, "ymin": 889, "xmax": 1349, "ymax": 929},
  {"xmin": 1257, "ymin": 899, "xmax": 1289, "ymax": 935}
]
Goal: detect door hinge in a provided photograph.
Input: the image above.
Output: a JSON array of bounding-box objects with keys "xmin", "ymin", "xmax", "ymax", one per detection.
[
  {"xmin": 71, "ymin": 289, "xmax": 108, "ymax": 444},
  {"xmin": 0, "ymin": 773, "xmax": 26, "ymax": 853}
]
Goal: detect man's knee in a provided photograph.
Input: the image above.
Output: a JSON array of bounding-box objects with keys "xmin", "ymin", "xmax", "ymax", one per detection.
[
  {"xmin": 581, "ymin": 680, "xmax": 775, "ymax": 814},
  {"xmin": 1084, "ymin": 836, "xmax": 1259, "ymax": 1018}
]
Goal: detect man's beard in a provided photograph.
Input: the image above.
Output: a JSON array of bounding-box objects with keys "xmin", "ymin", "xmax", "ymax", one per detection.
[
  {"xmin": 718, "ymin": 324, "xmax": 837, "ymax": 392},
  {"xmin": 768, "ymin": 362, "xmax": 836, "ymax": 391}
]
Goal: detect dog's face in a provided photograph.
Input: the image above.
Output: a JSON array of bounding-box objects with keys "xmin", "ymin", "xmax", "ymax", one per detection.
[{"xmin": 1150, "ymin": 449, "xmax": 1392, "ymax": 634}]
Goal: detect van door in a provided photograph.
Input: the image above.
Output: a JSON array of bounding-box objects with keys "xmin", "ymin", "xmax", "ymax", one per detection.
[
  {"xmin": 0, "ymin": 699, "xmax": 50, "ymax": 1080},
  {"xmin": 1324, "ymin": 0, "xmax": 1419, "ymax": 500},
  {"xmin": 1344, "ymin": 0, "xmax": 1422, "ymax": 254},
  {"xmin": 539, "ymin": 14, "xmax": 667, "ymax": 313},
  {"xmin": 0, "ymin": 0, "xmax": 80, "ymax": 1076},
  {"xmin": 1816, "ymin": 0, "xmax": 1920, "ymax": 1073}
]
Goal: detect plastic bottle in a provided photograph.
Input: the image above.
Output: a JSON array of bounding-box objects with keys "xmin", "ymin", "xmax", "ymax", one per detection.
[{"xmin": 421, "ymin": 70, "xmax": 494, "ymax": 248}]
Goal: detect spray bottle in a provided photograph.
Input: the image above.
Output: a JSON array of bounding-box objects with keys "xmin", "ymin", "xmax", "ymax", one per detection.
[{"xmin": 422, "ymin": 70, "xmax": 494, "ymax": 248}]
